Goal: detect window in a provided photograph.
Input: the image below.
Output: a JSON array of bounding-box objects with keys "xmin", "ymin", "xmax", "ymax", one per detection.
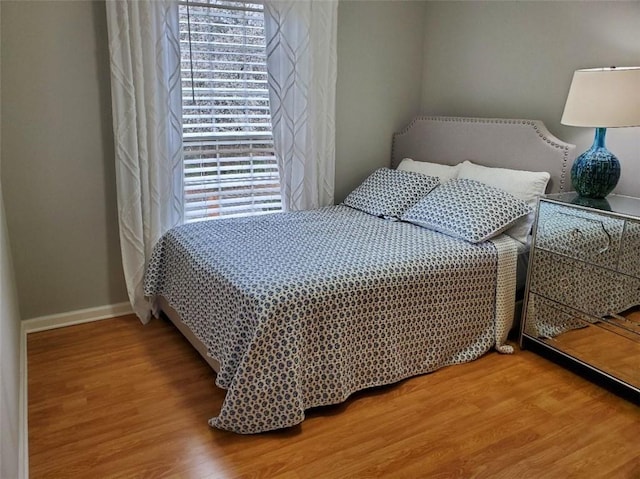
[{"xmin": 179, "ymin": 0, "xmax": 281, "ymax": 222}]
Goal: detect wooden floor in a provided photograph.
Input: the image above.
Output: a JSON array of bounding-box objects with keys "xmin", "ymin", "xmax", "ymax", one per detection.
[{"xmin": 28, "ymin": 315, "xmax": 639, "ymax": 479}]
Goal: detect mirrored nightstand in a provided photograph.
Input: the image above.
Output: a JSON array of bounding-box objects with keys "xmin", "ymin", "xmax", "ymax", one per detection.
[{"xmin": 520, "ymin": 193, "xmax": 640, "ymax": 402}]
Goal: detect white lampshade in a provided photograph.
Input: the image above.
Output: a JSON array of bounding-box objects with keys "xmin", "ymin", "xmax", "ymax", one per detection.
[{"xmin": 561, "ymin": 66, "xmax": 640, "ymax": 128}]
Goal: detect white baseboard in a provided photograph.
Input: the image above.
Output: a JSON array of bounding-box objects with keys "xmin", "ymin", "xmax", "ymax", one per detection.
[
  {"xmin": 19, "ymin": 301, "xmax": 133, "ymax": 478},
  {"xmin": 22, "ymin": 302, "xmax": 133, "ymax": 334},
  {"xmin": 19, "ymin": 322, "xmax": 28, "ymax": 479}
]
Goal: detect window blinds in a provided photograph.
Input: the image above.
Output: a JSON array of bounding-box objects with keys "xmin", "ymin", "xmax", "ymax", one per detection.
[{"xmin": 179, "ymin": 0, "xmax": 281, "ymax": 222}]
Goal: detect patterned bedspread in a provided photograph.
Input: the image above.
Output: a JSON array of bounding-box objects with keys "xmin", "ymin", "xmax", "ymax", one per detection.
[{"xmin": 144, "ymin": 205, "xmax": 518, "ymax": 433}]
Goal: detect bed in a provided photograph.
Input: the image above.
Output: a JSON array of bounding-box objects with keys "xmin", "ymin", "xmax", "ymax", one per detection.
[{"xmin": 144, "ymin": 116, "xmax": 575, "ymax": 434}]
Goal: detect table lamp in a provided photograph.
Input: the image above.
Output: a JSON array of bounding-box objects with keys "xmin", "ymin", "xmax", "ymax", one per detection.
[{"xmin": 561, "ymin": 66, "xmax": 640, "ymax": 198}]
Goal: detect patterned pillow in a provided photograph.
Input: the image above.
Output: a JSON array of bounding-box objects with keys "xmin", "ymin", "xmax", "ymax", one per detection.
[
  {"xmin": 342, "ymin": 168, "xmax": 439, "ymax": 219},
  {"xmin": 401, "ymin": 178, "xmax": 531, "ymax": 243},
  {"xmin": 458, "ymin": 160, "xmax": 550, "ymax": 243}
]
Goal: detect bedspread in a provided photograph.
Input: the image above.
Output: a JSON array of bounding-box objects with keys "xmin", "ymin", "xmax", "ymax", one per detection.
[{"xmin": 144, "ymin": 205, "xmax": 518, "ymax": 433}]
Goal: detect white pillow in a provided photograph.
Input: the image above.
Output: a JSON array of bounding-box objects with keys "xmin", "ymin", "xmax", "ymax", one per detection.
[
  {"xmin": 457, "ymin": 160, "xmax": 550, "ymax": 243},
  {"xmin": 398, "ymin": 158, "xmax": 460, "ymax": 183}
]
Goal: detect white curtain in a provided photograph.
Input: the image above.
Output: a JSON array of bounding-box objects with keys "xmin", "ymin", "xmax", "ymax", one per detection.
[
  {"xmin": 264, "ymin": 0, "xmax": 338, "ymax": 211},
  {"xmin": 105, "ymin": 1, "xmax": 183, "ymax": 322}
]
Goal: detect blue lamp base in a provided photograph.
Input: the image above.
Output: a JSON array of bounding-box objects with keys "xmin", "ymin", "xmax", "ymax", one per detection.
[{"xmin": 571, "ymin": 127, "xmax": 620, "ymax": 199}]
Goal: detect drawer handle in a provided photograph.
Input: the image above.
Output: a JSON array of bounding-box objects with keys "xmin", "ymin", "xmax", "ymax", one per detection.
[
  {"xmin": 568, "ymin": 223, "xmax": 612, "ymax": 255},
  {"xmin": 597, "ymin": 222, "xmax": 612, "ymax": 254}
]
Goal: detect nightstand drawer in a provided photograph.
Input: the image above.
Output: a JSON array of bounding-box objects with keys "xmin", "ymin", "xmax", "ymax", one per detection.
[
  {"xmin": 524, "ymin": 293, "xmax": 595, "ymax": 338},
  {"xmin": 529, "ymin": 249, "xmax": 640, "ymax": 319},
  {"xmin": 535, "ymin": 201, "xmax": 624, "ymax": 270},
  {"xmin": 525, "ymin": 294, "xmax": 640, "ymax": 389}
]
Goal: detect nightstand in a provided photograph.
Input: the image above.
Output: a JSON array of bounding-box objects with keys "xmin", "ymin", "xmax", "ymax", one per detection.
[{"xmin": 520, "ymin": 192, "xmax": 640, "ymax": 402}]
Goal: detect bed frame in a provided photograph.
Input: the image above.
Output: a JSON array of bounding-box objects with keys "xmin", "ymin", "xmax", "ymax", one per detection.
[
  {"xmin": 161, "ymin": 116, "xmax": 576, "ymax": 373},
  {"xmin": 158, "ymin": 295, "xmax": 222, "ymax": 371}
]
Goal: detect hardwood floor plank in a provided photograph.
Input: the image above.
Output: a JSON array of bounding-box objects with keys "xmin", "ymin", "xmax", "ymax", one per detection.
[{"xmin": 28, "ymin": 315, "xmax": 639, "ymax": 478}]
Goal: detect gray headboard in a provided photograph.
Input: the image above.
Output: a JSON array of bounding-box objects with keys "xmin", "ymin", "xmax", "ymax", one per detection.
[{"xmin": 391, "ymin": 116, "xmax": 576, "ymax": 194}]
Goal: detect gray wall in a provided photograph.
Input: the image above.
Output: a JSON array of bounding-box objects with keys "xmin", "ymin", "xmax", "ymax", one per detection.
[
  {"xmin": 335, "ymin": 0, "xmax": 427, "ymax": 202},
  {"xmin": 1, "ymin": 1, "xmax": 127, "ymax": 319},
  {"xmin": 421, "ymin": 0, "xmax": 640, "ymax": 196},
  {"xmin": 1, "ymin": 4, "xmax": 22, "ymax": 476}
]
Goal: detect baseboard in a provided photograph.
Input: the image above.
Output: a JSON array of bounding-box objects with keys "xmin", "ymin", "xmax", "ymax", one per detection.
[
  {"xmin": 22, "ymin": 301, "xmax": 133, "ymax": 334},
  {"xmin": 19, "ymin": 322, "xmax": 28, "ymax": 479},
  {"xmin": 18, "ymin": 324, "xmax": 29, "ymax": 479}
]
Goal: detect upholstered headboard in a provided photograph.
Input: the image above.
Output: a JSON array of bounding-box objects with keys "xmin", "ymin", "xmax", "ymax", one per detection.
[{"xmin": 391, "ymin": 117, "xmax": 576, "ymax": 194}]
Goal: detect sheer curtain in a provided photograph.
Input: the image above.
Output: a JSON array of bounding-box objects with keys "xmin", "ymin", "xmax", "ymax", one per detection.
[
  {"xmin": 264, "ymin": 0, "xmax": 338, "ymax": 211},
  {"xmin": 105, "ymin": 0, "xmax": 183, "ymax": 322}
]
